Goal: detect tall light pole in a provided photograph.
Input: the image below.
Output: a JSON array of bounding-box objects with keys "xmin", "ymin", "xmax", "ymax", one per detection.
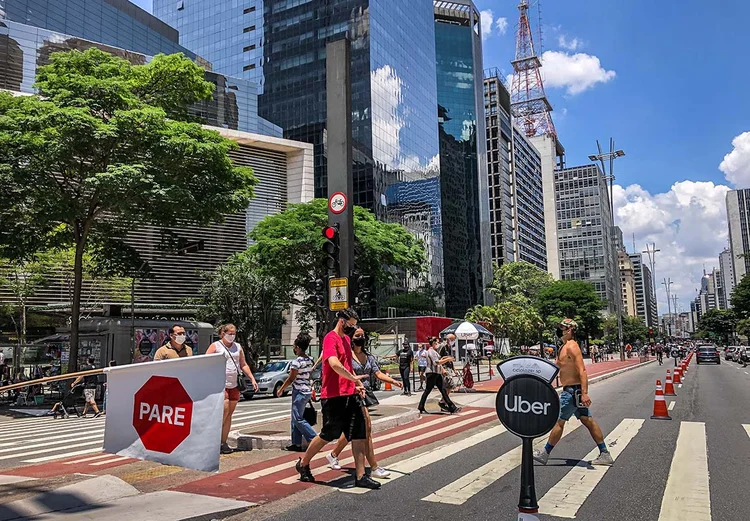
[
  {"xmin": 642, "ymin": 243, "xmax": 660, "ymax": 329},
  {"xmin": 662, "ymin": 278, "xmax": 673, "ymax": 338},
  {"xmin": 589, "ymin": 139, "xmax": 626, "ymax": 360}
]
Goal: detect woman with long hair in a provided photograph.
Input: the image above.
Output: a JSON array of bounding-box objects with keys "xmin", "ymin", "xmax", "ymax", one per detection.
[{"xmin": 325, "ymin": 327, "xmax": 402, "ymax": 479}]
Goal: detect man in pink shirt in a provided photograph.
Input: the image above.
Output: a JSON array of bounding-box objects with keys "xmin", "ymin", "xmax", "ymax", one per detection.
[{"xmin": 295, "ymin": 309, "xmax": 380, "ymax": 489}]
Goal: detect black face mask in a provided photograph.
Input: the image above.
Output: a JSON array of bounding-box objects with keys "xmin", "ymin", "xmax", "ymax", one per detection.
[
  {"xmin": 555, "ymin": 328, "xmax": 564, "ymax": 339},
  {"xmin": 343, "ymin": 324, "xmax": 357, "ymax": 336},
  {"xmin": 352, "ymin": 337, "xmax": 366, "ymax": 347}
]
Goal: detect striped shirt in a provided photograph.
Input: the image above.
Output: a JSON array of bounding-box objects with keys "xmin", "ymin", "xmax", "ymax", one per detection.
[{"xmin": 291, "ymin": 356, "xmax": 314, "ymax": 393}]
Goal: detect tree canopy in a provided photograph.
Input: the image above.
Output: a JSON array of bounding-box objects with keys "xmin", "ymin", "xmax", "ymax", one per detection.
[
  {"xmin": 535, "ymin": 280, "xmax": 604, "ymax": 339},
  {"xmin": 731, "ymin": 273, "xmax": 750, "ymax": 320},
  {"xmin": 603, "ymin": 314, "xmax": 649, "ymax": 345},
  {"xmin": 0, "ymin": 49, "xmax": 257, "ymax": 371},
  {"xmin": 697, "ymin": 309, "xmax": 736, "ymax": 344},
  {"xmin": 489, "ymin": 261, "xmax": 553, "ymax": 302}
]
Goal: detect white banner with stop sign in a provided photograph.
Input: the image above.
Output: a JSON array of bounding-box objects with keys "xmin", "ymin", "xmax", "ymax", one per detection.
[{"xmin": 103, "ymin": 353, "xmax": 225, "ymax": 472}]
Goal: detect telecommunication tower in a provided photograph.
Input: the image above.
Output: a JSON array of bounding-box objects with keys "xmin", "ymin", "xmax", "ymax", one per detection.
[{"xmin": 510, "ymin": 0, "xmax": 556, "ymax": 138}]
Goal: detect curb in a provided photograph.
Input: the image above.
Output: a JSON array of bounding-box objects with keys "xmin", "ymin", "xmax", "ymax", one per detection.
[
  {"xmin": 232, "ymin": 409, "xmax": 420, "ymax": 450},
  {"xmin": 472, "ymin": 359, "xmax": 657, "ymax": 394}
]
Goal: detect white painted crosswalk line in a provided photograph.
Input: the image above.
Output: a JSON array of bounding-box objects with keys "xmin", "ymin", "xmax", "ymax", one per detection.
[
  {"xmin": 743, "ymin": 424, "xmax": 750, "ymax": 439},
  {"xmin": 237, "ymin": 413, "xmax": 464, "ymax": 481},
  {"xmin": 538, "ymin": 418, "xmax": 644, "ymax": 518},
  {"xmin": 421, "ymin": 419, "xmax": 582, "ymax": 505},
  {"xmin": 23, "ymin": 447, "xmax": 102, "ymax": 464},
  {"xmin": 668, "ymin": 401, "xmax": 676, "ymax": 411},
  {"xmin": 339, "ymin": 422, "xmax": 507, "ymax": 494},
  {"xmin": 279, "ymin": 412, "xmax": 496, "ymax": 485},
  {"xmin": 0, "ymin": 439, "xmax": 104, "ymax": 462},
  {"xmin": 232, "ymin": 414, "xmax": 290, "ymax": 428},
  {"xmin": 64, "ymin": 453, "xmax": 114, "ymax": 465},
  {"xmin": 89, "ymin": 455, "xmax": 130, "ymax": 466},
  {"xmin": 658, "ymin": 422, "xmax": 710, "ymax": 521},
  {"xmin": 0, "ymin": 432, "xmax": 103, "ymax": 455}
]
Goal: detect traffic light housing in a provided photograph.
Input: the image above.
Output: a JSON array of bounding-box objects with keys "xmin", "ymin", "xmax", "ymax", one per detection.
[
  {"xmin": 356, "ymin": 274, "xmax": 373, "ymax": 306},
  {"xmin": 306, "ymin": 278, "xmax": 326, "ymax": 307},
  {"xmin": 322, "ymin": 224, "xmax": 340, "ymax": 275}
]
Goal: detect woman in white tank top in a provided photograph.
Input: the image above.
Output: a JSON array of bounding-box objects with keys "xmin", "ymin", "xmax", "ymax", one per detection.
[{"xmin": 205, "ymin": 324, "xmax": 258, "ymax": 454}]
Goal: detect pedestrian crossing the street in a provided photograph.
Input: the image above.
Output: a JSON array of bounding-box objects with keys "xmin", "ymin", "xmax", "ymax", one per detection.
[{"xmin": 0, "ymin": 402, "xmax": 289, "ymax": 466}]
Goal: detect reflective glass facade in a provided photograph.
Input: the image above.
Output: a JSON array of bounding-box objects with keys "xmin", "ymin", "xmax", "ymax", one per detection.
[
  {"xmin": 159, "ymin": 0, "xmax": 445, "ymax": 300},
  {"xmin": 556, "ymin": 165, "xmax": 617, "ymax": 311},
  {"xmin": 434, "ymin": 0, "xmax": 491, "ymax": 317}
]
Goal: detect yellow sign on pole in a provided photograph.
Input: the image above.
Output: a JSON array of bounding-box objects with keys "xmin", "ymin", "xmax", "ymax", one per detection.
[{"xmin": 329, "ymin": 277, "xmax": 348, "ymax": 311}]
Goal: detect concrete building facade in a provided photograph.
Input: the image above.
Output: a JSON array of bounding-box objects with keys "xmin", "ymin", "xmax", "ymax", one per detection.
[
  {"xmin": 629, "ymin": 253, "xmax": 657, "ymax": 328},
  {"xmin": 618, "ymin": 251, "xmax": 638, "ymax": 317},
  {"xmin": 555, "ymin": 164, "xmax": 617, "ymax": 311},
  {"xmin": 719, "ymin": 247, "xmax": 736, "ymax": 308},
  {"xmin": 530, "ymin": 134, "xmax": 565, "ymax": 279},
  {"xmin": 726, "ymin": 189, "xmax": 750, "ymax": 287},
  {"xmin": 483, "ymin": 69, "xmax": 546, "ymax": 271}
]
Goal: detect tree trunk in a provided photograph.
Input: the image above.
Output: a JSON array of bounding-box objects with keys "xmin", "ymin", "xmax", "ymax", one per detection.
[{"xmin": 68, "ymin": 230, "xmax": 86, "ymax": 373}]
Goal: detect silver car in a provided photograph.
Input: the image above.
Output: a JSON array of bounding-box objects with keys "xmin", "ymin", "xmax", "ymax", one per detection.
[{"xmin": 242, "ymin": 360, "xmax": 293, "ymax": 399}]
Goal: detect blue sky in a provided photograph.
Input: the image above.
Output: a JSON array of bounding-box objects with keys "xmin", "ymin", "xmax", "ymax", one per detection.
[{"xmin": 133, "ymin": 0, "xmax": 750, "ymax": 312}]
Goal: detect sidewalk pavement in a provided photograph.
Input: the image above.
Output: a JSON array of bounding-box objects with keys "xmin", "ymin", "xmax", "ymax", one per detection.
[{"xmin": 472, "ymin": 357, "xmax": 655, "ymax": 393}]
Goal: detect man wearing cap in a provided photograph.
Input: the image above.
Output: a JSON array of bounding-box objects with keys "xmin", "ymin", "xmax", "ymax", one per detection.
[{"xmin": 533, "ymin": 318, "xmax": 613, "ymax": 466}]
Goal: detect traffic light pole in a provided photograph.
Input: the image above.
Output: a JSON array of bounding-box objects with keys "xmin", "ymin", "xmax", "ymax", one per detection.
[{"xmin": 326, "ymin": 38, "xmax": 354, "ymax": 281}]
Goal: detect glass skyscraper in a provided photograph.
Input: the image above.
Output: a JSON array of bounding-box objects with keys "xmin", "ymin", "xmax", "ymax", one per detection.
[
  {"xmin": 434, "ymin": 0, "xmax": 491, "ymax": 317},
  {"xmin": 158, "ymin": 0, "xmax": 447, "ymax": 307}
]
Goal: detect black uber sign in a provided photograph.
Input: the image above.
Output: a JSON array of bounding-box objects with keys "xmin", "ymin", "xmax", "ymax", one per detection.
[{"xmin": 495, "ymin": 373, "xmax": 559, "ymax": 438}]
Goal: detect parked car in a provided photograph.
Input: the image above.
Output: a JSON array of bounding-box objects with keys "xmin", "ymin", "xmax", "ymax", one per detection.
[
  {"xmin": 242, "ymin": 360, "xmax": 293, "ymax": 399},
  {"xmin": 724, "ymin": 346, "xmax": 738, "ymax": 360},
  {"xmin": 696, "ymin": 346, "xmax": 721, "ymax": 365}
]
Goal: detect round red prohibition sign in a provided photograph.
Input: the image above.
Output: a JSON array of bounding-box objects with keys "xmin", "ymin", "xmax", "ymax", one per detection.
[
  {"xmin": 132, "ymin": 375, "xmax": 194, "ymax": 454},
  {"xmin": 328, "ymin": 192, "xmax": 347, "ymax": 214}
]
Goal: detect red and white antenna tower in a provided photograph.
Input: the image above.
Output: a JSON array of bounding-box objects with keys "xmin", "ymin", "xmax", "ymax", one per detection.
[{"xmin": 510, "ymin": 0, "xmax": 556, "ymax": 138}]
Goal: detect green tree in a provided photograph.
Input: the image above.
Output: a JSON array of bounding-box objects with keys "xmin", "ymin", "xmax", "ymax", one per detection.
[
  {"xmin": 384, "ymin": 289, "xmax": 437, "ymax": 314},
  {"xmin": 196, "ymin": 252, "xmax": 288, "ymax": 365},
  {"xmin": 0, "ymin": 49, "xmax": 256, "ymax": 371},
  {"xmin": 736, "ymin": 317, "xmax": 750, "ymax": 339},
  {"xmin": 489, "ymin": 261, "xmax": 553, "ymax": 301},
  {"xmin": 466, "ymin": 298, "xmax": 542, "ymax": 347},
  {"xmin": 731, "ymin": 273, "xmax": 750, "ymax": 319},
  {"xmin": 535, "ymin": 280, "xmax": 604, "ymax": 340},
  {"xmin": 603, "ymin": 315, "xmax": 649, "ymax": 345},
  {"xmin": 697, "ymin": 309, "xmax": 736, "ymax": 344},
  {"xmin": 248, "ymin": 199, "xmax": 426, "ymax": 339}
]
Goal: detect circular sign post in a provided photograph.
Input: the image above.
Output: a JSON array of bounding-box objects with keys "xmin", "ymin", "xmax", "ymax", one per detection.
[
  {"xmin": 328, "ymin": 191, "xmax": 347, "ymax": 214},
  {"xmin": 496, "ymin": 357, "xmax": 560, "ymax": 520},
  {"xmin": 132, "ymin": 375, "xmax": 194, "ymax": 454}
]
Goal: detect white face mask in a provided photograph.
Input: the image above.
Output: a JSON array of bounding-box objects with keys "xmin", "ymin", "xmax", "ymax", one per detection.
[
  {"xmin": 224, "ymin": 334, "xmax": 236, "ymax": 344},
  {"xmin": 174, "ymin": 334, "xmax": 186, "ymax": 345}
]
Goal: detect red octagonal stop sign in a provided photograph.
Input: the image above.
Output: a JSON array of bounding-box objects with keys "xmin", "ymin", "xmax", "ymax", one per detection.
[{"xmin": 133, "ymin": 376, "xmax": 194, "ymax": 454}]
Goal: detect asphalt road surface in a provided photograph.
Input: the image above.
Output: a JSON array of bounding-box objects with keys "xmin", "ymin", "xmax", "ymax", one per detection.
[{"xmin": 253, "ymin": 359, "xmax": 749, "ymax": 521}]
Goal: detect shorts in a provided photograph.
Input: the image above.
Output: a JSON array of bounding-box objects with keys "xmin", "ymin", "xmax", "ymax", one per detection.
[
  {"xmin": 84, "ymin": 389, "xmax": 96, "ymax": 403},
  {"xmin": 418, "ymin": 366, "xmax": 426, "ymax": 374},
  {"xmin": 319, "ymin": 395, "xmax": 367, "ymax": 442},
  {"xmin": 225, "ymin": 387, "xmax": 240, "ymax": 402},
  {"xmin": 559, "ymin": 385, "xmax": 591, "ymax": 421}
]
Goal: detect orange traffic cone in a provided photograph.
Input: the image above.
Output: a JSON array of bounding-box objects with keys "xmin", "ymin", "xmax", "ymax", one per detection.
[
  {"xmin": 673, "ymin": 367, "xmax": 682, "ymax": 384},
  {"xmin": 490, "ymin": 366, "xmax": 494, "ymax": 377},
  {"xmin": 682, "ymin": 362, "xmax": 688, "ymax": 376},
  {"xmin": 384, "ymin": 369, "xmax": 392, "ymax": 391},
  {"xmin": 664, "ymin": 370, "xmax": 676, "ymax": 396},
  {"xmin": 651, "ymin": 380, "xmax": 672, "ymax": 420}
]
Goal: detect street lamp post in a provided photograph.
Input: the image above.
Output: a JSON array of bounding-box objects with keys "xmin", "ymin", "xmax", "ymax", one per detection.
[
  {"xmin": 589, "ymin": 139, "xmax": 626, "ymax": 361},
  {"xmin": 662, "ymin": 278, "xmax": 673, "ymax": 339}
]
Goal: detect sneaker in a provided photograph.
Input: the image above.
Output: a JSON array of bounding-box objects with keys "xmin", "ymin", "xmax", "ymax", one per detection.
[
  {"xmin": 296, "ymin": 458, "xmax": 315, "ymax": 483},
  {"xmin": 284, "ymin": 444, "xmax": 304, "ymax": 452},
  {"xmin": 371, "ymin": 467, "xmax": 391, "ymax": 478},
  {"xmin": 591, "ymin": 451, "xmax": 614, "ymax": 466},
  {"xmin": 93, "ymin": 412, "xmax": 103, "ymax": 418},
  {"xmin": 355, "ymin": 475, "xmax": 381, "ymax": 489},
  {"xmin": 450, "ymin": 406, "xmax": 462, "ymax": 414},
  {"xmin": 532, "ymin": 449, "xmax": 549, "ymax": 465},
  {"xmin": 438, "ymin": 402, "xmax": 451, "ymax": 412},
  {"xmin": 220, "ymin": 443, "xmax": 233, "ymax": 454},
  {"xmin": 326, "ymin": 453, "xmax": 341, "ymax": 470}
]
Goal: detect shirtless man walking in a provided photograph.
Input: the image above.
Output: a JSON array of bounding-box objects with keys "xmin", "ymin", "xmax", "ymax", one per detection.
[{"xmin": 533, "ymin": 318, "xmax": 613, "ymax": 466}]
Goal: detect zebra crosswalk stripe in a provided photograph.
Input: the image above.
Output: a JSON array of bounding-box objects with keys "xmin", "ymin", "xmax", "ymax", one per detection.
[
  {"xmin": 421, "ymin": 419, "xmax": 582, "ymax": 505},
  {"xmin": 743, "ymin": 424, "xmax": 750, "ymax": 440},
  {"xmin": 538, "ymin": 418, "xmax": 644, "ymax": 518},
  {"xmin": 658, "ymin": 422, "xmax": 711, "ymax": 521}
]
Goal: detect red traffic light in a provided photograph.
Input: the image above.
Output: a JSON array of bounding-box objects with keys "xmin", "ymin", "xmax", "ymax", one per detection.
[{"xmin": 323, "ymin": 225, "xmax": 339, "ymax": 240}]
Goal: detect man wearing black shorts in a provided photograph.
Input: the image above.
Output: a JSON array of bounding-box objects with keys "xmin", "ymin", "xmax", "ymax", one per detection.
[{"xmin": 295, "ymin": 309, "xmax": 379, "ymax": 489}]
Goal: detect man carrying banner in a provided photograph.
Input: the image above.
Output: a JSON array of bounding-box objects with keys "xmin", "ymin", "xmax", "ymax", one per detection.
[{"xmin": 294, "ymin": 308, "xmax": 379, "ymax": 489}]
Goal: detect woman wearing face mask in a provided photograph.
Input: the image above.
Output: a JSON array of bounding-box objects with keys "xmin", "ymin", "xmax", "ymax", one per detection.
[
  {"xmin": 326, "ymin": 327, "xmax": 402, "ymax": 479},
  {"xmin": 206, "ymin": 324, "xmax": 259, "ymax": 454},
  {"xmin": 276, "ymin": 332, "xmax": 316, "ymax": 452}
]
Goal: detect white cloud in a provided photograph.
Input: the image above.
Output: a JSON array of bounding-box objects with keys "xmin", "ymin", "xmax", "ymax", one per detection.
[
  {"xmin": 558, "ymin": 35, "xmax": 582, "ymax": 51},
  {"xmin": 613, "ymin": 181, "xmax": 731, "ymax": 314},
  {"xmin": 541, "ymin": 50, "xmax": 616, "ymax": 95},
  {"xmin": 480, "ymin": 10, "xmax": 494, "ymax": 40},
  {"xmin": 719, "ymin": 131, "xmax": 750, "ymax": 187},
  {"xmin": 495, "ymin": 17, "xmax": 509, "ymax": 36}
]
